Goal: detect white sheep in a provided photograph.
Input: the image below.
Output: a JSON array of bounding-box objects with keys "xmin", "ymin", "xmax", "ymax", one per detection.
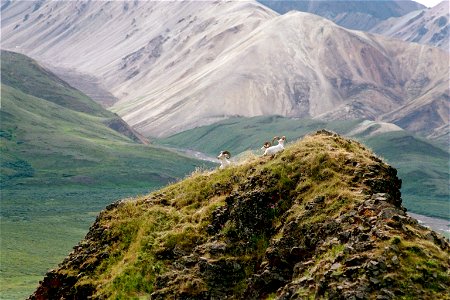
[
  {"xmin": 262, "ymin": 136, "xmax": 286, "ymax": 156},
  {"xmin": 261, "ymin": 141, "xmax": 272, "ymax": 150},
  {"xmin": 217, "ymin": 150, "xmax": 231, "ymax": 169},
  {"xmin": 261, "ymin": 136, "xmax": 279, "ymax": 150}
]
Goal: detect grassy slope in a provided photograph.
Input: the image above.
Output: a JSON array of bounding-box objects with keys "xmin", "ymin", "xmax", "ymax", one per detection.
[
  {"xmin": 33, "ymin": 131, "xmax": 449, "ymax": 299},
  {"xmin": 1, "ymin": 84, "xmax": 203, "ymax": 188},
  {"xmin": 158, "ymin": 116, "xmax": 449, "ymax": 220},
  {"xmin": 0, "ymin": 52, "xmax": 212, "ymax": 299},
  {"xmin": 1, "ymin": 50, "xmax": 109, "ymax": 116}
]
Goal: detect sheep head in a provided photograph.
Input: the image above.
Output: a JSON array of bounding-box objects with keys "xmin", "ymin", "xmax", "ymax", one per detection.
[{"xmin": 217, "ymin": 151, "xmax": 231, "ymax": 159}]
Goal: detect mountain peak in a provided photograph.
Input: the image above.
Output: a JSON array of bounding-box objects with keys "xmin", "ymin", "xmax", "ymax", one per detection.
[{"xmin": 29, "ymin": 130, "xmax": 449, "ymax": 299}]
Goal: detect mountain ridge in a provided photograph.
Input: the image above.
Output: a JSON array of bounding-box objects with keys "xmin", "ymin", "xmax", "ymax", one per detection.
[
  {"xmin": 28, "ymin": 130, "xmax": 450, "ymax": 299},
  {"xmin": 156, "ymin": 115, "xmax": 450, "ymax": 221},
  {"xmin": 258, "ymin": 0, "xmax": 426, "ymax": 31},
  {"xmin": 0, "ymin": 50, "xmax": 147, "ymax": 145},
  {"xmin": 370, "ymin": 1, "xmax": 450, "ymax": 51}
]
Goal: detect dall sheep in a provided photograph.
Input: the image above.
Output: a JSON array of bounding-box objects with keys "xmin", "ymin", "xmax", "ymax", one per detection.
[
  {"xmin": 217, "ymin": 150, "xmax": 231, "ymax": 169},
  {"xmin": 262, "ymin": 136, "xmax": 286, "ymax": 156},
  {"xmin": 261, "ymin": 136, "xmax": 280, "ymax": 150},
  {"xmin": 261, "ymin": 141, "xmax": 272, "ymax": 150}
]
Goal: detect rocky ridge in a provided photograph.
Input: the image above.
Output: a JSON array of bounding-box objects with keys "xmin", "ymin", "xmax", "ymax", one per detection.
[{"xmin": 29, "ymin": 130, "xmax": 449, "ymax": 299}]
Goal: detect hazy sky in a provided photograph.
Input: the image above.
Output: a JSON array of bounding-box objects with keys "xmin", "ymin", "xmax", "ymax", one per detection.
[{"xmin": 414, "ymin": 0, "xmax": 446, "ymax": 7}]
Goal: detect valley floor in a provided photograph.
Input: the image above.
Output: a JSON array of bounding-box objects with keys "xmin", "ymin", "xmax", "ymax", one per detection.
[{"xmin": 408, "ymin": 212, "xmax": 450, "ymax": 239}]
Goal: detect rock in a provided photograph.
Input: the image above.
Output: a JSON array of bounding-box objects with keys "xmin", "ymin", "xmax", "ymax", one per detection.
[
  {"xmin": 380, "ymin": 288, "xmax": 396, "ymax": 299},
  {"xmin": 345, "ymin": 255, "xmax": 366, "ymax": 267},
  {"xmin": 344, "ymin": 266, "xmax": 362, "ymax": 278},
  {"xmin": 344, "ymin": 244, "xmax": 355, "ymax": 254},
  {"xmin": 293, "ymin": 260, "xmax": 314, "ymax": 277},
  {"xmin": 370, "ymin": 277, "xmax": 380, "ymax": 285},
  {"xmin": 391, "ymin": 256, "xmax": 399, "ymax": 265},
  {"xmin": 331, "ymin": 262, "xmax": 341, "ymax": 270},
  {"xmin": 313, "ymin": 195, "xmax": 325, "ymax": 204},
  {"xmin": 290, "ymin": 246, "xmax": 308, "ymax": 257}
]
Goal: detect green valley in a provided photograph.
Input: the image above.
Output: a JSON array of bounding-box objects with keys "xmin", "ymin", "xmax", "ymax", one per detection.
[{"xmin": 0, "ymin": 50, "xmax": 213, "ymax": 299}]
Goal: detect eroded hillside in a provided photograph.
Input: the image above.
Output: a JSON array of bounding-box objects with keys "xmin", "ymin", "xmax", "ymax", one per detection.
[
  {"xmin": 371, "ymin": 1, "xmax": 450, "ymax": 51},
  {"xmin": 259, "ymin": 0, "xmax": 425, "ymax": 31},
  {"xmin": 2, "ymin": 1, "xmax": 448, "ymax": 139},
  {"xmin": 29, "ymin": 131, "xmax": 449, "ymax": 299}
]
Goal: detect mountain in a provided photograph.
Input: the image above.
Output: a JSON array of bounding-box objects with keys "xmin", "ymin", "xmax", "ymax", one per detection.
[
  {"xmin": 29, "ymin": 130, "xmax": 449, "ymax": 299},
  {"xmin": 1, "ymin": 0, "xmax": 448, "ymax": 141},
  {"xmin": 0, "ymin": 0, "xmax": 276, "ymax": 107},
  {"xmin": 370, "ymin": 1, "xmax": 450, "ymax": 50},
  {"xmin": 258, "ymin": 0, "xmax": 425, "ymax": 30},
  {"xmin": 157, "ymin": 116, "xmax": 450, "ymax": 221},
  {"xmin": 0, "ymin": 50, "xmax": 213, "ymax": 299}
]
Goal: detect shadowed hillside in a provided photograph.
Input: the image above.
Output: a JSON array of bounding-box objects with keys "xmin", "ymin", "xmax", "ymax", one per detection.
[{"xmin": 29, "ymin": 131, "xmax": 449, "ymax": 299}]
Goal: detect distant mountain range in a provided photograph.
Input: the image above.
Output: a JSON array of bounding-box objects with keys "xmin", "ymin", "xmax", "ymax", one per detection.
[
  {"xmin": 370, "ymin": 1, "xmax": 449, "ymax": 50},
  {"xmin": 259, "ymin": 0, "xmax": 425, "ymax": 30},
  {"xmin": 2, "ymin": 0, "xmax": 448, "ymax": 142},
  {"xmin": 260, "ymin": 0, "xmax": 449, "ymax": 50}
]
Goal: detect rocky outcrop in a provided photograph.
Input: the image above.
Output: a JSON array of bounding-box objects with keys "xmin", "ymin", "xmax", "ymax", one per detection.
[{"xmin": 29, "ymin": 130, "xmax": 449, "ymax": 299}]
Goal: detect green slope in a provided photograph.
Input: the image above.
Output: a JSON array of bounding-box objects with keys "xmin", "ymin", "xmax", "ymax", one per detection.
[
  {"xmin": 158, "ymin": 116, "xmax": 449, "ymax": 220},
  {"xmin": 0, "ymin": 51, "xmax": 212, "ymax": 299},
  {"xmin": 360, "ymin": 131, "xmax": 449, "ymax": 221},
  {"xmin": 1, "ymin": 50, "xmax": 109, "ymax": 116},
  {"xmin": 0, "ymin": 84, "xmax": 203, "ymax": 188}
]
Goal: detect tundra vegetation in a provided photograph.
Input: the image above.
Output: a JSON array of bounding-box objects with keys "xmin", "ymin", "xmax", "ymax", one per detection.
[{"xmin": 159, "ymin": 116, "xmax": 450, "ymax": 221}]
